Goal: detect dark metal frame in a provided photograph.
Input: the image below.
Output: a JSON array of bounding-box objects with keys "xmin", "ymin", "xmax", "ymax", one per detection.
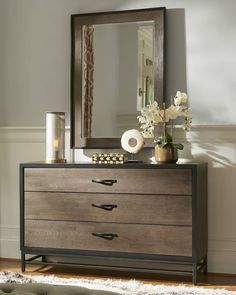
[
  {"xmin": 21, "ymin": 252, "xmax": 207, "ymax": 285},
  {"xmin": 20, "ymin": 162, "xmax": 208, "ymax": 285},
  {"xmin": 70, "ymin": 7, "xmax": 166, "ymax": 148}
]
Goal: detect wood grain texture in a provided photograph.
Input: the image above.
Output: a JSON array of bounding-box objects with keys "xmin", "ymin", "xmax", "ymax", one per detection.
[
  {"xmin": 25, "ymin": 192, "xmax": 192, "ymax": 226},
  {"xmin": 24, "ymin": 168, "xmax": 192, "ymax": 195},
  {"xmin": 20, "ymin": 163, "xmax": 208, "ymax": 279},
  {"xmin": 25, "ymin": 220, "xmax": 192, "ymax": 257}
]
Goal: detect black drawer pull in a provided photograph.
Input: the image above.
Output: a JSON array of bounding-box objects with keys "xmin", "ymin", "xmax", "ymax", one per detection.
[
  {"xmin": 92, "ymin": 232, "xmax": 118, "ymax": 240},
  {"xmin": 92, "ymin": 179, "xmax": 117, "ymax": 186},
  {"xmin": 92, "ymin": 204, "xmax": 117, "ymax": 211}
]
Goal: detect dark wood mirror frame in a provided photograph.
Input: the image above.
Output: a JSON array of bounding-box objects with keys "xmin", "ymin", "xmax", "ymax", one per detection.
[{"xmin": 71, "ymin": 7, "xmax": 166, "ymax": 149}]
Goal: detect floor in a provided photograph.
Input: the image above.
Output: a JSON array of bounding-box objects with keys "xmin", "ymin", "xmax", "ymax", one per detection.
[{"xmin": 0, "ymin": 258, "xmax": 236, "ymax": 291}]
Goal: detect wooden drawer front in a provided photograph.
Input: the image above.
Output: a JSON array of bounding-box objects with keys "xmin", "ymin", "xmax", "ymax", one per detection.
[
  {"xmin": 24, "ymin": 168, "xmax": 192, "ymax": 195},
  {"xmin": 25, "ymin": 192, "xmax": 192, "ymax": 226},
  {"xmin": 25, "ymin": 220, "xmax": 192, "ymax": 257}
]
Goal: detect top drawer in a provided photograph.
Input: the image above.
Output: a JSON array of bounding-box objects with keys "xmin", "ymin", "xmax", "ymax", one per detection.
[{"xmin": 24, "ymin": 168, "xmax": 192, "ymax": 195}]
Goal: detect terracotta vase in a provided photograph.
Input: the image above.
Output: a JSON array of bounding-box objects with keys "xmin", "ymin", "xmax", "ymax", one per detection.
[{"xmin": 155, "ymin": 146, "xmax": 178, "ymax": 164}]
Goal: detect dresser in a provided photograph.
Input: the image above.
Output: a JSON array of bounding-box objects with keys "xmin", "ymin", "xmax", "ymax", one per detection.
[{"xmin": 20, "ymin": 162, "xmax": 207, "ymax": 284}]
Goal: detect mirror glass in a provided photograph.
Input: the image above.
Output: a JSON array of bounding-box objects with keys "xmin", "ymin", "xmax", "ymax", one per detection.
[
  {"xmin": 82, "ymin": 21, "xmax": 154, "ymax": 138},
  {"xmin": 71, "ymin": 8, "xmax": 165, "ymax": 148}
]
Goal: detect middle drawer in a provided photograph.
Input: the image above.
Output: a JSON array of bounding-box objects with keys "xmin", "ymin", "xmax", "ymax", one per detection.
[{"xmin": 25, "ymin": 192, "xmax": 192, "ymax": 226}]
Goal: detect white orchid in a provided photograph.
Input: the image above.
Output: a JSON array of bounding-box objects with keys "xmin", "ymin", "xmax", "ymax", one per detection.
[
  {"xmin": 165, "ymin": 105, "xmax": 182, "ymax": 121},
  {"xmin": 137, "ymin": 91, "xmax": 192, "ymax": 144},
  {"xmin": 174, "ymin": 91, "xmax": 188, "ymax": 106}
]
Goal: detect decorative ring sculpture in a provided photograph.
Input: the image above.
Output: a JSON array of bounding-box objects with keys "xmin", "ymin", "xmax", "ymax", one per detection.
[{"xmin": 121, "ymin": 129, "xmax": 144, "ymax": 154}]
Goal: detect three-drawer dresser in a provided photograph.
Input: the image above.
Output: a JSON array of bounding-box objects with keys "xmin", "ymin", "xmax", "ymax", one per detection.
[{"xmin": 20, "ymin": 162, "xmax": 207, "ymax": 284}]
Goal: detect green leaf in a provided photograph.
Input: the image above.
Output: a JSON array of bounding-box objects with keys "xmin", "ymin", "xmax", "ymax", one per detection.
[
  {"xmin": 166, "ymin": 132, "xmax": 173, "ymax": 143},
  {"xmin": 173, "ymin": 143, "xmax": 184, "ymax": 150}
]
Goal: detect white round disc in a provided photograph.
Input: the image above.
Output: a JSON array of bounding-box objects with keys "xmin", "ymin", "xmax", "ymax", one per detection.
[{"xmin": 121, "ymin": 129, "xmax": 144, "ymax": 154}]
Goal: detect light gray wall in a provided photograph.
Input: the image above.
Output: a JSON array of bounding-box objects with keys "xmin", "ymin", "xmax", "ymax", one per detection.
[
  {"xmin": 0, "ymin": 1, "xmax": 3, "ymax": 111},
  {"xmin": 0, "ymin": 0, "xmax": 126, "ymax": 126},
  {"xmin": 0, "ymin": 0, "xmax": 236, "ymax": 126}
]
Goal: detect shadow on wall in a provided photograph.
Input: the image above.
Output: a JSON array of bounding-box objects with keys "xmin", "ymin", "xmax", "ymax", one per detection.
[
  {"xmin": 183, "ymin": 142, "xmax": 235, "ymax": 168},
  {"xmin": 176, "ymin": 127, "xmax": 236, "ymax": 168}
]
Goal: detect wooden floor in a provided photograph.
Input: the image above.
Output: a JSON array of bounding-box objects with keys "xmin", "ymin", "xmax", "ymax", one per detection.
[{"xmin": 0, "ymin": 258, "xmax": 235, "ymax": 291}]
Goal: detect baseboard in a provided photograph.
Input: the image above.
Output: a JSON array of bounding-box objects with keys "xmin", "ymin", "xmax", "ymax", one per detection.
[
  {"xmin": 0, "ymin": 225, "xmax": 20, "ymax": 259},
  {"xmin": 208, "ymin": 252, "xmax": 236, "ymax": 274},
  {"xmin": 0, "ymin": 238, "xmax": 20, "ymax": 259},
  {"xmin": 208, "ymin": 237, "xmax": 236, "ymax": 274}
]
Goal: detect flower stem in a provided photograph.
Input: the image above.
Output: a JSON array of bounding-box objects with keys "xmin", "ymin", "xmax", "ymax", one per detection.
[
  {"xmin": 163, "ymin": 122, "xmax": 166, "ymax": 143},
  {"xmin": 163, "ymin": 102, "xmax": 166, "ymax": 142},
  {"xmin": 170, "ymin": 96, "xmax": 173, "ymax": 139}
]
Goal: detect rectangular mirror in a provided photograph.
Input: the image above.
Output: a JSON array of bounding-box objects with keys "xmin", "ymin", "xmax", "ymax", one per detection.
[{"xmin": 71, "ymin": 7, "xmax": 166, "ymax": 148}]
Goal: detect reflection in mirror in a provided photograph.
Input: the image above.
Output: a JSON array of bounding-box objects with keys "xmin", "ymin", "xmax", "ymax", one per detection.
[
  {"xmin": 71, "ymin": 7, "xmax": 166, "ymax": 148},
  {"xmin": 82, "ymin": 21, "xmax": 154, "ymax": 138},
  {"xmin": 137, "ymin": 25, "xmax": 154, "ymax": 110}
]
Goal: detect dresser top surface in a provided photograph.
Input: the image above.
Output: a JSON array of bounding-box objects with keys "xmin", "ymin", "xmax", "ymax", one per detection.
[{"xmin": 20, "ymin": 162, "xmax": 207, "ymax": 169}]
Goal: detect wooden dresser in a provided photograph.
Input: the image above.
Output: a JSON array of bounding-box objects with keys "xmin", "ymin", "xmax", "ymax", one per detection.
[{"xmin": 20, "ymin": 162, "xmax": 207, "ymax": 284}]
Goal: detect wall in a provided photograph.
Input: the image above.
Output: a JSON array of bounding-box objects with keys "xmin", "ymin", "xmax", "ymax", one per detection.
[
  {"xmin": 0, "ymin": 1, "xmax": 3, "ymax": 111},
  {"xmin": 0, "ymin": 0, "xmax": 236, "ymax": 274},
  {"xmin": 1, "ymin": 0, "xmax": 236, "ymax": 125}
]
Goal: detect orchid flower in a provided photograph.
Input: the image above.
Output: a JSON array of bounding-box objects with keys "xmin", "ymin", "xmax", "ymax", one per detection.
[{"xmin": 137, "ymin": 91, "xmax": 192, "ymax": 146}]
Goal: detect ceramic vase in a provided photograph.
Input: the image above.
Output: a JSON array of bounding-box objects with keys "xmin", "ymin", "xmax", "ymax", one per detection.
[{"xmin": 155, "ymin": 146, "xmax": 178, "ymax": 164}]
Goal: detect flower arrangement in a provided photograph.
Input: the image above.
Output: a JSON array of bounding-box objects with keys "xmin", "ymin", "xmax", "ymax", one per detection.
[{"xmin": 137, "ymin": 91, "xmax": 192, "ymax": 150}]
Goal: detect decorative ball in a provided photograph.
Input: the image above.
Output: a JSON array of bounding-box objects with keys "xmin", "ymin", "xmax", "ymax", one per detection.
[{"xmin": 121, "ymin": 129, "xmax": 144, "ymax": 154}]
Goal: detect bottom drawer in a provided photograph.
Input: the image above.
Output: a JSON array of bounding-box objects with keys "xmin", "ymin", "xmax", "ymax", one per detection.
[{"xmin": 25, "ymin": 220, "xmax": 192, "ymax": 257}]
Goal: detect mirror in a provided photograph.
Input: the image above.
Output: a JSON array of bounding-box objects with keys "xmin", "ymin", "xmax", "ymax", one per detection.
[
  {"xmin": 71, "ymin": 7, "xmax": 166, "ymax": 148},
  {"xmin": 82, "ymin": 21, "xmax": 154, "ymax": 138}
]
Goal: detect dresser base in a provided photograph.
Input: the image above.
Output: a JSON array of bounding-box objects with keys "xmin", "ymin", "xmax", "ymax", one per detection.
[{"xmin": 21, "ymin": 251, "xmax": 207, "ymax": 285}]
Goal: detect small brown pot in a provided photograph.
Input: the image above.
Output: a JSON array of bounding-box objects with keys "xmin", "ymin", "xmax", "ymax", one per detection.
[{"xmin": 155, "ymin": 146, "xmax": 178, "ymax": 164}]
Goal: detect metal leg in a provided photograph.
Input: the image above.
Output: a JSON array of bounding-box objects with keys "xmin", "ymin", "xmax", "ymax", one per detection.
[
  {"xmin": 42, "ymin": 255, "xmax": 46, "ymax": 263},
  {"xmin": 21, "ymin": 253, "xmax": 25, "ymax": 272},
  {"xmin": 203, "ymin": 256, "xmax": 208, "ymax": 275},
  {"xmin": 192, "ymin": 263, "xmax": 197, "ymax": 285}
]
